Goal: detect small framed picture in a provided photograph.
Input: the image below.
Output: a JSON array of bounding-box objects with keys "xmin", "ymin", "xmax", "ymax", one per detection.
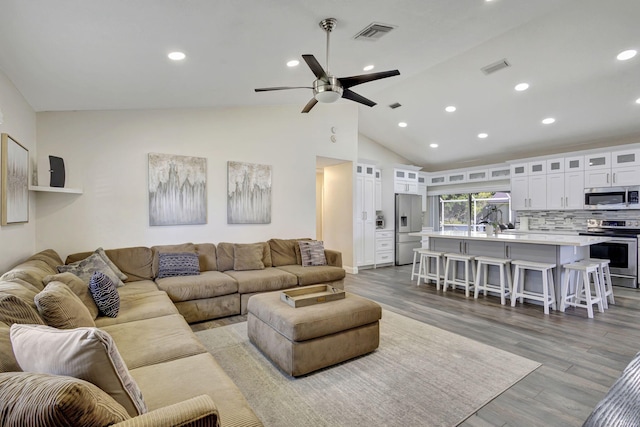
[{"xmin": 1, "ymin": 133, "xmax": 29, "ymax": 225}]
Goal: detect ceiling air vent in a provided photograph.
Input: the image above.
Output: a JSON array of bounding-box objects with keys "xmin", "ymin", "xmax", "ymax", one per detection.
[
  {"xmin": 354, "ymin": 23, "xmax": 396, "ymax": 41},
  {"xmin": 389, "ymin": 102, "xmax": 402, "ymax": 109},
  {"xmin": 481, "ymin": 59, "xmax": 510, "ymax": 75}
]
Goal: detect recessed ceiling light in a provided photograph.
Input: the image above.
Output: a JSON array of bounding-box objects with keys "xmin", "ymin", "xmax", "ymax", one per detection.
[
  {"xmin": 515, "ymin": 83, "xmax": 529, "ymax": 92},
  {"xmin": 430, "ymin": 143, "xmax": 438, "ymax": 148},
  {"xmin": 168, "ymin": 51, "xmax": 186, "ymax": 61},
  {"xmin": 617, "ymin": 49, "xmax": 637, "ymax": 61},
  {"xmin": 287, "ymin": 60, "xmax": 300, "ymax": 67},
  {"xmin": 636, "ymin": 97, "xmax": 640, "ymax": 104},
  {"xmin": 398, "ymin": 122, "xmax": 408, "ymax": 128},
  {"xmin": 363, "ymin": 65, "xmax": 374, "ymax": 71},
  {"xmin": 542, "ymin": 117, "xmax": 556, "ymax": 125},
  {"xmin": 478, "ymin": 133, "xmax": 489, "ymax": 139},
  {"xmin": 445, "ymin": 106, "xmax": 456, "ymax": 113}
]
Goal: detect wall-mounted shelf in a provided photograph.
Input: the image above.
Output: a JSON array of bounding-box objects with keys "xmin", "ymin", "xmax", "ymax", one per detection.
[{"xmin": 29, "ymin": 186, "xmax": 83, "ymax": 194}]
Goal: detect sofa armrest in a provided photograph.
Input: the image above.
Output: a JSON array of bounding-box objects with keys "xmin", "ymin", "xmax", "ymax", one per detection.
[
  {"xmin": 111, "ymin": 395, "xmax": 220, "ymax": 427},
  {"xmin": 324, "ymin": 249, "xmax": 342, "ymax": 267}
]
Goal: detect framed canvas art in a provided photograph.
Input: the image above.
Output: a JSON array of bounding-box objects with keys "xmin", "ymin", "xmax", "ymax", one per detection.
[
  {"xmin": 1, "ymin": 133, "xmax": 29, "ymax": 225},
  {"xmin": 148, "ymin": 153, "xmax": 207, "ymax": 226},
  {"xmin": 227, "ymin": 161, "xmax": 272, "ymax": 224}
]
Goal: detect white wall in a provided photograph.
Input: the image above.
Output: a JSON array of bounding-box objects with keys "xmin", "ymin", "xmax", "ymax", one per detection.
[
  {"xmin": 322, "ymin": 162, "xmax": 354, "ymax": 272},
  {"xmin": 35, "ymin": 104, "xmax": 358, "ymax": 260},
  {"xmin": 0, "ymin": 70, "xmax": 37, "ymax": 272}
]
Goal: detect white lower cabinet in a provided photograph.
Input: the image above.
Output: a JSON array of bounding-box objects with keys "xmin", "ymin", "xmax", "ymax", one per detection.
[{"xmin": 375, "ymin": 230, "xmax": 394, "ymax": 267}]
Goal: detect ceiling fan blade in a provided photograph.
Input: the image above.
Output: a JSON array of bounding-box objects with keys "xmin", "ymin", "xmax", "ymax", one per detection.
[
  {"xmin": 255, "ymin": 86, "xmax": 312, "ymax": 92},
  {"xmin": 302, "ymin": 55, "xmax": 328, "ymax": 80},
  {"xmin": 301, "ymin": 98, "xmax": 318, "ymax": 113},
  {"xmin": 338, "ymin": 70, "xmax": 400, "ymax": 89},
  {"xmin": 342, "ymin": 89, "xmax": 376, "ymax": 107}
]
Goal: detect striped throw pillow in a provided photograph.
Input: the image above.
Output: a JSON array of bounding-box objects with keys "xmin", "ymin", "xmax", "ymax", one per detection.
[
  {"xmin": 157, "ymin": 252, "xmax": 200, "ymax": 278},
  {"xmin": 89, "ymin": 271, "xmax": 120, "ymax": 318},
  {"xmin": 298, "ymin": 240, "xmax": 327, "ymax": 267}
]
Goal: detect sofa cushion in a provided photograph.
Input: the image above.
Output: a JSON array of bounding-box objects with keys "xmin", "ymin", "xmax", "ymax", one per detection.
[
  {"xmin": 217, "ymin": 242, "xmax": 272, "ymax": 272},
  {"xmin": 58, "ymin": 250, "xmax": 126, "ymax": 287},
  {"xmin": 157, "ymin": 252, "xmax": 200, "ymax": 278},
  {"xmin": 115, "ymin": 280, "xmax": 160, "ymax": 297},
  {"xmin": 25, "ymin": 249, "xmax": 64, "ymax": 270},
  {"xmin": 0, "ymin": 259, "xmax": 58, "ymax": 291},
  {"xmin": 276, "ymin": 264, "xmax": 346, "ymax": 286},
  {"xmin": 195, "ymin": 243, "xmax": 217, "ymax": 271},
  {"xmin": 155, "ymin": 271, "xmax": 238, "ymax": 302},
  {"xmin": 0, "ymin": 280, "xmax": 39, "ymax": 309},
  {"xmin": 0, "ymin": 322, "xmax": 20, "ymax": 373},
  {"xmin": 129, "ymin": 352, "xmax": 260, "ymax": 425},
  {"xmin": 35, "ymin": 281, "xmax": 95, "ymax": 329},
  {"xmin": 0, "ymin": 293, "xmax": 44, "ymax": 325},
  {"xmin": 0, "ymin": 372, "xmax": 130, "ymax": 426},
  {"xmin": 298, "ymin": 240, "xmax": 327, "ymax": 266},
  {"xmin": 44, "ymin": 272, "xmax": 100, "ymax": 319},
  {"xmin": 10, "ymin": 324, "xmax": 147, "ymax": 417},
  {"xmin": 67, "ymin": 246, "xmax": 155, "ymax": 282},
  {"xmin": 224, "ymin": 267, "xmax": 297, "ymax": 294},
  {"xmin": 94, "ymin": 291, "xmax": 178, "ymax": 327},
  {"xmin": 233, "ymin": 243, "xmax": 265, "ymax": 271},
  {"xmin": 101, "ymin": 314, "xmax": 206, "ymax": 370},
  {"xmin": 268, "ymin": 238, "xmax": 311, "ymax": 266},
  {"xmin": 89, "ymin": 271, "xmax": 121, "ymax": 318}
]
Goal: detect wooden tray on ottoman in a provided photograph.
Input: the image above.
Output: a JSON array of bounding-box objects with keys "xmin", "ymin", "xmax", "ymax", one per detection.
[{"xmin": 281, "ymin": 285, "xmax": 345, "ymax": 308}]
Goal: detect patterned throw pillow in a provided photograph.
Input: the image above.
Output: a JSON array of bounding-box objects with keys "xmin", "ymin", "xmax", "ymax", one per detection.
[
  {"xmin": 10, "ymin": 324, "xmax": 147, "ymax": 417},
  {"xmin": 57, "ymin": 251, "xmax": 125, "ymax": 287},
  {"xmin": 88, "ymin": 272, "xmax": 120, "ymax": 318},
  {"xmin": 298, "ymin": 240, "xmax": 327, "ymax": 267},
  {"xmin": 157, "ymin": 252, "xmax": 200, "ymax": 278}
]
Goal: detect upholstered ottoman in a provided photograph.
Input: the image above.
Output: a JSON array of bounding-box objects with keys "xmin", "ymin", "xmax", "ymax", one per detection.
[{"xmin": 247, "ymin": 288, "xmax": 382, "ymax": 376}]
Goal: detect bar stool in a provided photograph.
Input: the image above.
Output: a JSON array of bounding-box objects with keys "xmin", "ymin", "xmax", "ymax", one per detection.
[
  {"xmin": 443, "ymin": 253, "xmax": 476, "ymax": 297},
  {"xmin": 474, "ymin": 256, "xmax": 513, "ymax": 305},
  {"xmin": 511, "ymin": 260, "xmax": 557, "ymax": 315},
  {"xmin": 410, "ymin": 248, "xmax": 422, "ymax": 282},
  {"xmin": 560, "ymin": 261, "xmax": 604, "ymax": 318},
  {"xmin": 578, "ymin": 258, "xmax": 615, "ymax": 309},
  {"xmin": 417, "ymin": 250, "xmax": 444, "ymax": 289}
]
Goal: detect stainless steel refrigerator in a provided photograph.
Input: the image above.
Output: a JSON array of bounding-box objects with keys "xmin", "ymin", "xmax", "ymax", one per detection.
[{"xmin": 395, "ymin": 193, "xmax": 422, "ymax": 265}]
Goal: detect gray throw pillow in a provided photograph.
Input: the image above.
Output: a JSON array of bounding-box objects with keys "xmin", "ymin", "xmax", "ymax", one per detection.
[
  {"xmin": 57, "ymin": 252, "xmax": 125, "ymax": 287},
  {"xmin": 298, "ymin": 240, "xmax": 327, "ymax": 267}
]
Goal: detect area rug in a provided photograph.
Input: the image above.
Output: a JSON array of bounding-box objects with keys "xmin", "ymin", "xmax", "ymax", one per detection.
[{"xmin": 195, "ymin": 309, "xmax": 540, "ymax": 427}]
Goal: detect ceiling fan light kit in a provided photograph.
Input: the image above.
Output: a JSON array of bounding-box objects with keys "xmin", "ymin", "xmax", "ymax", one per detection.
[{"xmin": 255, "ymin": 17, "xmax": 400, "ymax": 113}]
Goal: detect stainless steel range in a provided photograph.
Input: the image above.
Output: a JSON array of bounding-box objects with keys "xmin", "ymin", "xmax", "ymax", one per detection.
[{"xmin": 579, "ymin": 219, "xmax": 640, "ymax": 288}]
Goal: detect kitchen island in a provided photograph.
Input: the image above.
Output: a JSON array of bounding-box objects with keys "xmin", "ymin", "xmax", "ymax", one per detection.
[{"xmin": 409, "ymin": 230, "xmax": 612, "ymax": 305}]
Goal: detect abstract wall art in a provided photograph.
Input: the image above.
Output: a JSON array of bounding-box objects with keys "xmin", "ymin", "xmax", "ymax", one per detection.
[
  {"xmin": 227, "ymin": 161, "xmax": 272, "ymax": 224},
  {"xmin": 148, "ymin": 153, "xmax": 207, "ymax": 226},
  {"xmin": 1, "ymin": 133, "xmax": 29, "ymax": 225}
]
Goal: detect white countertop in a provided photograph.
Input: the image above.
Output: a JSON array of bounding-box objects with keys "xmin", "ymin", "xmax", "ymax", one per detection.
[{"xmin": 408, "ymin": 230, "xmax": 612, "ymax": 247}]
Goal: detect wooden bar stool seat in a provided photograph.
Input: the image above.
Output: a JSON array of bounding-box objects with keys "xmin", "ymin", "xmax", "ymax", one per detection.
[
  {"xmin": 511, "ymin": 260, "xmax": 557, "ymax": 315},
  {"xmin": 474, "ymin": 256, "xmax": 513, "ymax": 305}
]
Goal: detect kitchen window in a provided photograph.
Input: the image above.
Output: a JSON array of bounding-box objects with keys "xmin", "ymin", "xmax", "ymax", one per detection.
[{"xmin": 438, "ymin": 192, "xmax": 512, "ymax": 231}]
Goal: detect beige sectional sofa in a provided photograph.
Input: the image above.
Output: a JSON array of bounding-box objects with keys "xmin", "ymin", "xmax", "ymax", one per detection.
[{"xmin": 0, "ymin": 239, "xmax": 345, "ymax": 426}]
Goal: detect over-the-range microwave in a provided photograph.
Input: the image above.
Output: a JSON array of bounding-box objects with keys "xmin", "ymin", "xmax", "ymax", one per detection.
[{"xmin": 584, "ymin": 186, "xmax": 640, "ymax": 209}]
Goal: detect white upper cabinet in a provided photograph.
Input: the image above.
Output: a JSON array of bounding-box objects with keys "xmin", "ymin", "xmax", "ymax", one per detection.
[
  {"xmin": 394, "ymin": 168, "xmax": 419, "ymax": 194},
  {"xmin": 546, "ymin": 158, "xmax": 564, "ymax": 174},
  {"xmin": 446, "ymin": 171, "xmax": 467, "ymax": 184},
  {"xmin": 467, "ymin": 169, "xmax": 488, "ymax": 182},
  {"xmin": 487, "ymin": 166, "xmax": 511, "ymax": 180},
  {"xmin": 565, "ymin": 156, "xmax": 584, "ymax": 171},
  {"xmin": 584, "ymin": 149, "xmax": 640, "ymax": 187}
]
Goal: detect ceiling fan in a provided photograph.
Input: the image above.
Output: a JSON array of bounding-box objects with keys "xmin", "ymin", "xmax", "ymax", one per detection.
[{"xmin": 255, "ymin": 18, "xmax": 400, "ymax": 113}]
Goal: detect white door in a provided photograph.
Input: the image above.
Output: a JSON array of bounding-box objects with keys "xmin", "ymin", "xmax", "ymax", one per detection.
[
  {"xmin": 511, "ymin": 176, "xmax": 529, "ymax": 210},
  {"xmin": 565, "ymin": 171, "xmax": 585, "ymax": 209},
  {"xmin": 546, "ymin": 173, "xmax": 565, "ymax": 210},
  {"xmin": 528, "ymin": 175, "xmax": 547, "ymax": 210},
  {"xmin": 363, "ymin": 174, "xmax": 376, "ymax": 265},
  {"xmin": 355, "ymin": 173, "xmax": 365, "ymax": 266}
]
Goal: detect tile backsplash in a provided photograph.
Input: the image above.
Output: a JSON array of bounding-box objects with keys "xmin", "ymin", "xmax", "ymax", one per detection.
[{"xmin": 517, "ymin": 210, "xmax": 640, "ymax": 232}]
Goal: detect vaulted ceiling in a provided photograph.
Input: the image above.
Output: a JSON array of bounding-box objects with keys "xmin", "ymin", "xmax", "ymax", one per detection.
[{"xmin": 0, "ymin": 0, "xmax": 638, "ymax": 170}]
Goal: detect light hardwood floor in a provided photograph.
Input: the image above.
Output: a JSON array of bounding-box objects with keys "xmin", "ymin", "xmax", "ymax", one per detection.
[{"xmin": 192, "ymin": 265, "xmax": 640, "ymax": 426}]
